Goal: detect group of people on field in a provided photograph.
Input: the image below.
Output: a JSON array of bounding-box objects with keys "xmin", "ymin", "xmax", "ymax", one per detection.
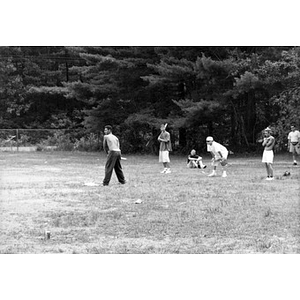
[{"xmin": 101, "ymin": 124, "xmax": 300, "ymax": 186}]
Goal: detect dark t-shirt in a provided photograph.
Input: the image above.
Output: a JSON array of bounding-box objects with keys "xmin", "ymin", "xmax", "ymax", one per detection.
[{"xmin": 187, "ymin": 154, "xmax": 200, "ymax": 163}]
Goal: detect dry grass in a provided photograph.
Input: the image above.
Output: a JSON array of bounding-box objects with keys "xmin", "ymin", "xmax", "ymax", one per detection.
[{"xmin": 0, "ymin": 151, "xmax": 299, "ymax": 253}]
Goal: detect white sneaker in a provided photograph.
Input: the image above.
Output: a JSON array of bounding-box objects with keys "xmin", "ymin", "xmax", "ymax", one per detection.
[
  {"xmin": 222, "ymin": 172, "xmax": 227, "ymax": 178},
  {"xmin": 160, "ymin": 169, "xmax": 167, "ymax": 174},
  {"xmin": 266, "ymin": 177, "xmax": 274, "ymax": 181},
  {"xmin": 165, "ymin": 169, "xmax": 171, "ymax": 174},
  {"xmin": 208, "ymin": 172, "xmax": 216, "ymax": 177}
]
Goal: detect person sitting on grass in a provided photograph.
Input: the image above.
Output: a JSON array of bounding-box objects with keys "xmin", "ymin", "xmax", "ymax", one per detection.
[
  {"xmin": 206, "ymin": 136, "xmax": 228, "ymax": 177},
  {"xmin": 187, "ymin": 149, "xmax": 207, "ymax": 169}
]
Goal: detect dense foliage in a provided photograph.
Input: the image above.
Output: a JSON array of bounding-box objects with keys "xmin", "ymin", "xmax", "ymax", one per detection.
[{"xmin": 0, "ymin": 46, "xmax": 299, "ymax": 153}]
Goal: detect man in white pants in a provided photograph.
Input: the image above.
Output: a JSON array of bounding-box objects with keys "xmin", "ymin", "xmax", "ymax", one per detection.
[
  {"xmin": 287, "ymin": 125, "xmax": 300, "ymax": 165},
  {"xmin": 206, "ymin": 136, "xmax": 228, "ymax": 177}
]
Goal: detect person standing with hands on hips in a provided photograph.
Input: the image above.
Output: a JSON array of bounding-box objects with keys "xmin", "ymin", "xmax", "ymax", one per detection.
[
  {"xmin": 287, "ymin": 125, "xmax": 300, "ymax": 165},
  {"xmin": 158, "ymin": 123, "xmax": 172, "ymax": 173},
  {"xmin": 102, "ymin": 125, "xmax": 126, "ymax": 186},
  {"xmin": 262, "ymin": 127, "xmax": 275, "ymax": 180}
]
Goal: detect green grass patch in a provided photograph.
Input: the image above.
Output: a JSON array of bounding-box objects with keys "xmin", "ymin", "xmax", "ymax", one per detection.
[{"xmin": 0, "ymin": 151, "xmax": 299, "ymax": 253}]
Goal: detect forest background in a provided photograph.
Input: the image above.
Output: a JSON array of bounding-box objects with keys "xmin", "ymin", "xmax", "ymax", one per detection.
[{"xmin": 1, "ymin": 46, "xmax": 299, "ymax": 154}]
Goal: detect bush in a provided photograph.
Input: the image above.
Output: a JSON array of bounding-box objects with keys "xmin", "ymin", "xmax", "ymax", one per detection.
[{"xmin": 73, "ymin": 133, "xmax": 102, "ymax": 152}]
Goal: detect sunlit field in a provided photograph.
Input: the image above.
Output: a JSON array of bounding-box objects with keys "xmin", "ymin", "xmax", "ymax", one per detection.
[{"xmin": 0, "ymin": 151, "xmax": 299, "ymax": 254}]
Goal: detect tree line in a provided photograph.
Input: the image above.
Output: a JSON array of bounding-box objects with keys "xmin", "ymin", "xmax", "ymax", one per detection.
[{"xmin": 0, "ymin": 46, "xmax": 299, "ymax": 153}]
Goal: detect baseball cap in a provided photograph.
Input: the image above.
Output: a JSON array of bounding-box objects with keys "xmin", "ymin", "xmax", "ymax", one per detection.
[
  {"xmin": 206, "ymin": 136, "xmax": 214, "ymax": 142},
  {"xmin": 264, "ymin": 127, "xmax": 271, "ymax": 132}
]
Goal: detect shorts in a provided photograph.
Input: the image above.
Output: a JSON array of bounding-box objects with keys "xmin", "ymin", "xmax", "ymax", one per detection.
[
  {"xmin": 159, "ymin": 151, "xmax": 170, "ymax": 163},
  {"xmin": 262, "ymin": 150, "xmax": 274, "ymax": 163},
  {"xmin": 289, "ymin": 142, "xmax": 300, "ymax": 154},
  {"xmin": 213, "ymin": 151, "xmax": 228, "ymax": 167}
]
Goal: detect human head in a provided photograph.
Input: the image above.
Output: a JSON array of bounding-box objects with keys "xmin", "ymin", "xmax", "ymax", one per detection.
[
  {"xmin": 206, "ymin": 136, "xmax": 214, "ymax": 146},
  {"xmin": 160, "ymin": 124, "xmax": 166, "ymax": 132},
  {"xmin": 264, "ymin": 127, "xmax": 271, "ymax": 137},
  {"xmin": 104, "ymin": 125, "xmax": 112, "ymax": 135},
  {"xmin": 190, "ymin": 149, "xmax": 196, "ymax": 155},
  {"xmin": 290, "ymin": 125, "xmax": 295, "ymax": 131}
]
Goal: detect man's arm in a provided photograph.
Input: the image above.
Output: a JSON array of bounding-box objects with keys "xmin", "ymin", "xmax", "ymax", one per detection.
[
  {"xmin": 103, "ymin": 136, "xmax": 109, "ymax": 154},
  {"xmin": 158, "ymin": 132, "xmax": 170, "ymax": 143},
  {"xmin": 266, "ymin": 137, "xmax": 275, "ymax": 147}
]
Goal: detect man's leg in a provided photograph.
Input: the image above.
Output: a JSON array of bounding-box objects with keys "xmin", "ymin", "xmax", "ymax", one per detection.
[
  {"xmin": 292, "ymin": 148, "xmax": 297, "ymax": 165},
  {"xmin": 197, "ymin": 158, "xmax": 206, "ymax": 169},
  {"xmin": 268, "ymin": 163, "xmax": 274, "ymax": 178},
  {"xmin": 114, "ymin": 154, "xmax": 126, "ymax": 184},
  {"xmin": 103, "ymin": 153, "xmax": 114, "ymax": 185},
  {"xmin": 208, "ymin": 166, "xmax": 217, "ymax": 177},
  {"xmin": 265, "ymin": 163, "xmax": 270, "ymax": 178}
]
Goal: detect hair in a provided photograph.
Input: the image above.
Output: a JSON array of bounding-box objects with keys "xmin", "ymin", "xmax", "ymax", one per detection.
[{"xmin": 104, "ymin": 125, "xmax": 112, "ymax": 131}]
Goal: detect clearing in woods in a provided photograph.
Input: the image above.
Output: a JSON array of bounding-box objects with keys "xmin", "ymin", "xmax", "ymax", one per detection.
[{"xmin": 0, "ymin": 151, "xmax": 299, "ymax": 253}]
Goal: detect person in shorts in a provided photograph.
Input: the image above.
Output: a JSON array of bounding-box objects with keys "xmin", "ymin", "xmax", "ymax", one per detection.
[
  {"xmin": 158, "ymin": 124, "xmax": 172, "ymax": 174},
  {"xmin": 206, "ymin": 136, "xmax": 228, "ymax": 177},
  {"xmin": 187, "ymin": 149, "xmax": 206, "ymax": 169},
  {"xmin": 287, "ymin": 125, "xmax": 300, "ymax": 165},
  {"xmin": 262, "ymin": 127, "xmax": 275, "ymax": 180}
]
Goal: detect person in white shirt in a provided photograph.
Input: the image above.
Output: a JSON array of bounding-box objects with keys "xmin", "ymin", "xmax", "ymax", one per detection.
[
  {"xmin": 102, "ymin": 125, "xmax": 126, "ymax": 186},
  {"xmin": 206, "ymin": 136, "xmax": 228, "ymax": 177},
  {"xmin": 287, "ymin": 125, "xmax": 300, "ymax": 165}
]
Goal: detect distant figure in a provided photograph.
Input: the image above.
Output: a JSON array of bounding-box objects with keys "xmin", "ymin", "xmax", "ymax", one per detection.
[
  {"xmin": 262, "ymin": 127, "xmax": 275, "ymax": 181},
  {"xmin": 187, "ymin": 149, "xmax": 206, "ymax": 169},
  {"xmin": 158, "ymin": 124, "xmax": 172, "ymax": 174},
  {"xmin": 287, "ymin": 125, "xmax": 300, "ymax": 165},
  {"xmin": 206, "ymin": 136, "xmax": 228, "ymax": 177},
  {"xmin": 102, "ymin": 125, "xmax": 126, "ymax": 186}
]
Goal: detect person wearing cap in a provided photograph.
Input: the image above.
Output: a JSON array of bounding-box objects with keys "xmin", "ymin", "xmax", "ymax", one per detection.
[
  {"xmin": 287, "ymin": 125, "xmax": 300, "ymax": 165},
  {"xmin": 102, "ymin": 125, "xmax": 126, "ymax": 186},
  {"xmin": 206, "ymin": 136, "xmax": 228, "ymax": 177},
  {"xmin": 262, "ymin": 127, "xmax": 275, "ymax": 180},
  {"xmin": 158, "ymin": 124, "xmax": 172, "ymax": 174}
]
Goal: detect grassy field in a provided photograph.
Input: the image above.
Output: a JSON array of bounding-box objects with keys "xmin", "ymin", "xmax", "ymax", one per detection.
[{"xmin": 0, "ymin": 150, "xmax": 299, "ymax": 254}]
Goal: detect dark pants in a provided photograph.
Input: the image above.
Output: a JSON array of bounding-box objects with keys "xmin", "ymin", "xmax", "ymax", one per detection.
[{"xmin": 103, "ymin": 151, "xmax": 125, "ymax": 185}]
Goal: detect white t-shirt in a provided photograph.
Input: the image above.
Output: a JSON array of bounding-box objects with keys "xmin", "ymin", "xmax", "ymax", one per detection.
[
  {"xmin": 288, "ymin": 130, "xmax": 300, "ymax": 143},
  {"xmin": 207, "ymin": 141, "xmax": 228, "ymax": 157}
]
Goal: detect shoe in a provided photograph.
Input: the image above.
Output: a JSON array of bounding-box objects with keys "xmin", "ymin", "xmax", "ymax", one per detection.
[
  {"xmin": 119, "ymin": 181, "xmax": 126, "ymax": 185},
  {"xmin": 293, "ymin": 161, "xmax": 297, "ymax": 165},
  {"xmin": 160, "ymin": 169, "xmax": 167, "ymax": 173},
  {"xmin": 208, "ymin": 172, "xmax": 216, "ymax": 177},
  {"xmin": 165, "ymin": 169, "xmax": 171, "ymax": 174},
  {"xmin": 102, "ymin": 183, "xmax": 109, "ymax": 186},
  {"xmin": 265, "ymin": 177, "xmax": 274, "ymax": 181},
  {"xmin": 222, "ymin": 172, "xmax": 227, "ymax": 178}
]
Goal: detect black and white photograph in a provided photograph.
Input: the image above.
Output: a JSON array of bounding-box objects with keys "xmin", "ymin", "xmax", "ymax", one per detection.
[{"xmin": 0, "ymin": 1, "xmax": 299, "ymax": 300}]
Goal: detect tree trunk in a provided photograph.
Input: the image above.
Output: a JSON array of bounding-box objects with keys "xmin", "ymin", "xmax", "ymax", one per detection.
[{"xmin": 179, "ymin": 127, "xmax": 186, "ymax": 148}]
